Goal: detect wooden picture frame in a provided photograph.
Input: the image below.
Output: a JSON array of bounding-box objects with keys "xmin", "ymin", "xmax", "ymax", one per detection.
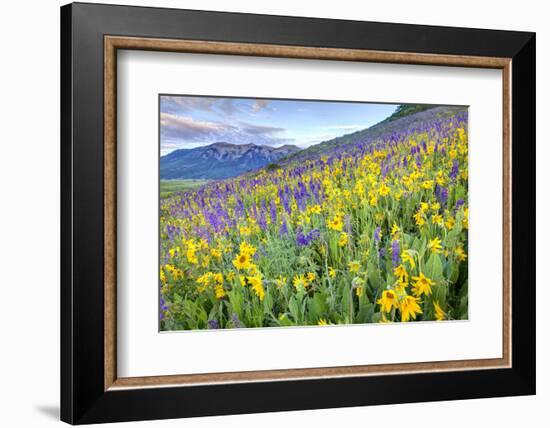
[{"xmin": 61, "ymin": 2, "xmax": 535, "ymax": 424}]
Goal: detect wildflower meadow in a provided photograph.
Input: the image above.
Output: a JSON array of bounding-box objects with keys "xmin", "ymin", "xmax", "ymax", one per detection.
[{"xmin": 159, "ymin": 109, "xmax": 469, "ymax": 330}]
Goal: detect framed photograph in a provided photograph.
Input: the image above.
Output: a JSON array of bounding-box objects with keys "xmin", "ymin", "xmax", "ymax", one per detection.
[{"xmin": 61, "ymin": 2, "xmax": 536, "ymax": 424}]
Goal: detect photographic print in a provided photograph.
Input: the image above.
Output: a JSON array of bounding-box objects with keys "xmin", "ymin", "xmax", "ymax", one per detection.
[{"xmin": 159, "ymin": 95, "xmax": 468, "ymax": 331}]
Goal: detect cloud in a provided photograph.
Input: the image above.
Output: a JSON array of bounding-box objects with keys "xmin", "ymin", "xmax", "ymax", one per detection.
[
  {"xmin": 160, "ymin": 113, "xmax": 232, "ymax": 141},
  {"xmin": 160, "ymin": 96, "xmax": 217, "ymax": 113},
  {"xmin": 160, "ymin": 96, "xmax": 242, "ymax": 116},
  {"xmin": 238, "ymin": 121, "xmax": 285, "ymax": 135},
  {"xmin": 160, "ymin": 113, "xmax": 293, "ymax": 153},
  {"xmin": 251, "ymin": 99, "xmax": 270, "ymax": 112}
]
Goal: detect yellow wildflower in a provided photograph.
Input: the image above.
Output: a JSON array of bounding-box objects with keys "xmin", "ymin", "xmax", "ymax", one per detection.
[
  {"xmin": 247, "ymin": 275, "xmax": 265, "ymax": 300},
  {"xmin": 393, "ymin": 264, "xmax": 408, "ymax": 284},
  {"xmin": 232, "ymin": 252, "xmax": 252, "ymax": 270},
  {"xmin": 328, "ymin": 266, "xmax": 336, "ymax": 278},
  {"xmin": 239, "ymin": 225, "xmax": 252, "ymax": 236},
  {"xmin": 292, "ymin": 274, "xmax": 308, "ymax": 291},
  {"xmin": 427, "ymin": 237, "xmax": 443, "ymax": 254},
  {"xmin": 348, "ymin": 261, "xmax": 361, "ymax": 273},
  {"xmin": 379, "ymin": 183, "xmax": 391, "ymax": 196},
  {"xmin": 186, "ymin": 241, "xmax": 198, "ymax": 265},
  {"xmin": 377, "ymin": 290, "xmax": 399, "ymax": 313},
  {"xmin": 214, "ymin": 284, "xmax": 226, "ymax": 299},
  {"xmin": 239, "ymin": 242, "xmax": 256, "ymax": 257},
  {"xmin": 454, "ymin": 245, "xmax": 467, "ymax": 262},
  {"xmin": 411, "ymin": 272, "xmax": 435, "ymax": 297},
  {"xmin": 413, "ymin": 210, "xmax": 426, "ymax": 226},
  {"xmin": 434, "ymin": 301, "xmax": 446, "ymax": 321},
  {"xmin": 391, "ymin": 223, "xmax": 400, "ymax": 238},
  {"xmin": 400, "ymin": 295, "xmax": 423, "ymax": 322},
  {"xmin": 401, "ymin": 251, "xmax": 416, "ymax": 269},
  {"xmin": 445, "ymin": 215, "xmax": 456, "ymax": 230},
  {"xmin": 327, "ymin": 214, "xmax": 344, "ymax": 231},
  {"xmin": 432, "ymin": 214, "xmax": 443, "ymax": 225},
  {"xmin": 338, "ymin": 232, "xmax": 349, "ymax": 247}
]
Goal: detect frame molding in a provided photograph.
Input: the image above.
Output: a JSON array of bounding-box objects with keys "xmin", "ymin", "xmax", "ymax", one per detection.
[
  {"xmin": 103, "ymin": 36, "xmax": 512, "ymax": 392},
  {"xmin": 62, "ymin": 2, "xmax": 535, "ymax": 424}
]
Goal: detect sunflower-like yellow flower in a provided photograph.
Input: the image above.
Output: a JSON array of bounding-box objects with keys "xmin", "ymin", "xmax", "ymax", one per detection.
[
  {"xmin": 391, "ymin": 223, "xmax": 400, "ymax": 238},
  {"xmin": 432, "ymin": 214, "xmax": 443, "ymax": 225},
  {"xmin": 348, "ymin": 261, "xmax": 360, "ymax": 273},
  {"xmin": 186, "ymin": 241, "xmax": 198, "ymax": 265},
  {"xmin": 239, "ymin": 225, "xmax": 252, "ymax": 236},
  {"xmin": 327, "ymin": 214, "xmax": 344, "ymax": 231},
  {"xmin": 247, "ymin": 275, "xmax": 265, "ymax": 300},
  {"xmin": 210, "ymin": 248, "xmax": 222, "ymax": 260},
  {"xmin": 434, "ymin": 301, "xmax": 446, "ymax": 321},
  {"xmin": 239, "ymin": 242, "xmax": 256, "ymax": 257},
  {"xmin": 328, "ymin": 266, "xmax": 336, "ymax": 278},
  {"xmin": 214, "ymin": 284, "xmax": 226, "ymax": 299},
  {"xmin": 306, "ymin": 272, "xmax": 316, "ymax": 283},
  {"xmin": 232, "ymin": 252, "xmax": 252, "ymax": 270},
  {"xmin": 427, "ymin": 237, "xmax": 443, "ymax": 254},
  {"xmin": 338, "ymin": 232, "xmax": 349, "ymax": 247},
  {"xmin": 318, "ymin": 318, "xmax": 328, "ymax": 326},
  {"xmin": 411, "ymin": 272, "xmax": 435, "ymax": 297},
  {"xmin": 401, "ymin": 251, "xmax": 416, "ymax": 269},
  {"xmin": 377, "ymin": 290, "xmax": 399, "ymax": 313},
  {"xmin": 454, "ymin": 245, "xmax": 467, "ymax": 262},
  {"xmin": 379, "ymin": 183, "xmax": 391, "ymax": 196},
  {"xmin": 400, "ymin": 295, "xmax": 423, "ymax": 322},
  {"xmin": 393, "ymin": 264, "xmax": 408, "ymax": 284},
  {"xmin": 292, "ymin": 274, "xmax": 308, "ymax": 291},
  {"xmin": 413, "ymin": 210, "xmax": 426, "ymax": 226},
  {"xmin": 444, "ymin": 215, "xmax": 456, "ymax": 230}
]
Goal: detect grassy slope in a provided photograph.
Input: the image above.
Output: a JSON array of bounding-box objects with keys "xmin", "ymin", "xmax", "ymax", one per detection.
[
  {"xmin": 160, "ymin": 179, "xmax": 212, "ymax": 198},
  {"xmin": 280, "ymin": 105, "xmax": 467, "ymax": 166}
]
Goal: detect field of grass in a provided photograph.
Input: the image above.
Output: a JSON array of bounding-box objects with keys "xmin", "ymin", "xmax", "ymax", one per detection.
[
  {"xmin": 159, "ymin": 111, "xmax": 468, "ymax": 330},
  {"xmin": 160, "ymin": 179, "xmax": 211, "ymax": 198}
]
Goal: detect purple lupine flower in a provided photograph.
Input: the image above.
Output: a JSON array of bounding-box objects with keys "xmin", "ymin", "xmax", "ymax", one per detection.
[
  {"xmin": 308, "ymin": 228, "xmax": 320, "ymax": 241},
  {"xmin": 279, "ymin": 218, "xmax": 288, "ymax": 237},
  {"xmin": 438, "ymin": 186, "xmax": 449, "ymax": 206},
  {"xmin": 295, "ymin": 228, "xmax": 320, "ymax": 247},
  {"xmin": 379, "ymin": 246, "xmax": 386, "ymax": 259},
  {"xmin": 269, "ymin": 199, "xmax": 277, "ymax": 224},
  {"xmin": 449, "ymin": 159, "xmax": 459, "ymax": 180},
  {"xmin": 455, "ymin": 199, "xmax": 465, "ymax": 210},
  {"xmin": 207, "ymin": 319, "xmax": 220, "ymax": 329},
  {"xmin": 391, "ymin": 240, "xmax": 400, "ymax": 267},
  {"xmin": 295, "ymin": 229, "xmax": 309, "ymax": 247},
  {"xmin": 374, "ymin": 226, "xmax": 381, "ymax": 243}
]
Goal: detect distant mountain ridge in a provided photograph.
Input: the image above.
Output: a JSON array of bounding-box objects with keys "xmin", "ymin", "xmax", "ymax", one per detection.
[{"xmin": 160, "ymin": 142, "xmax": 300, "ymax": 179}]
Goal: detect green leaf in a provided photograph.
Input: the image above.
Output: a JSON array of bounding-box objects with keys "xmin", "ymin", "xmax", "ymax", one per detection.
[{"xmin": 425, "ymin": 253, "xmax": 444, "ymax": 280}]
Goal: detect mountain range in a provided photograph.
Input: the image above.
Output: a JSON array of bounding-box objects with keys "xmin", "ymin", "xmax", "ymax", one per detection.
[
  {"xmin": 160, "ymin": 105, "xmax": 467, "ymax": 180},
  {"xmin": 160, "ymin": 142, "xmax": 300, "ymax": 179}
]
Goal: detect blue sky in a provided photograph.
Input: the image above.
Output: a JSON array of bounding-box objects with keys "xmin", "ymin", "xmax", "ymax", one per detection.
[{"xmin": 160, "ymin": 95, "xmax": 399, "ymax": 155}]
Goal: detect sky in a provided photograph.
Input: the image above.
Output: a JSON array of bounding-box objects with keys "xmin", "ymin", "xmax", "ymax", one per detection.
[{"xmin": 160, "ymin": 95, "xmax": 399, "ymax": 155}]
